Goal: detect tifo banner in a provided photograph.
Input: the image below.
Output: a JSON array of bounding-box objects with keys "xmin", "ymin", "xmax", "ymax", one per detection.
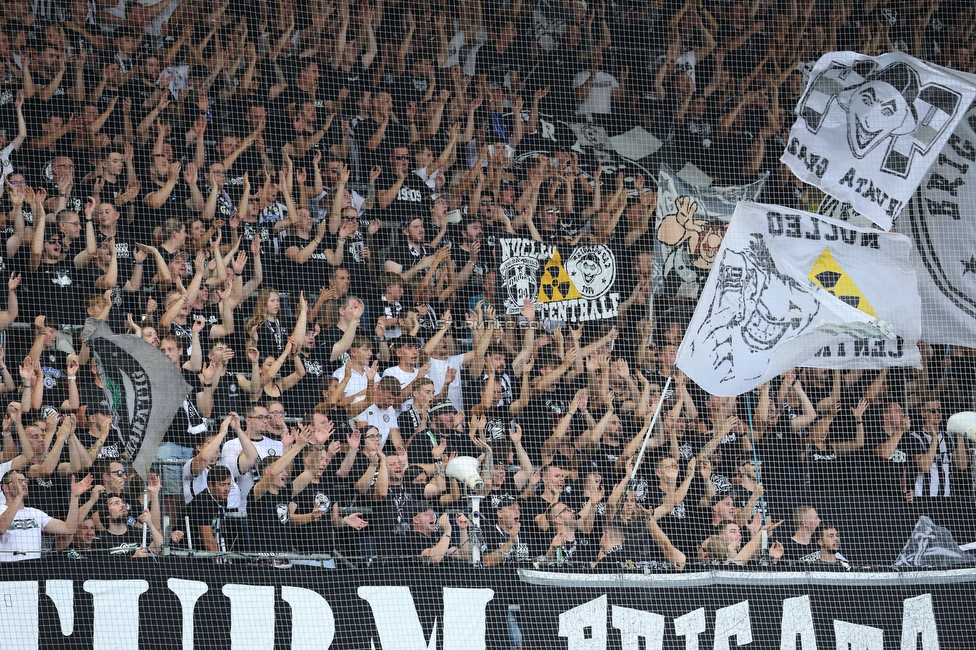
[
  {"xmin": 82, "ymin": 319, "xmax": 192, "ymax": 480},
  {"xmin": 898, "ymin": 103, "xmax": 976, "ymax": 348},
  {"xmin": 652, "ymin": 164, "xmax": 767, "ymax": 301},
  {"xmin": 499, "ymin": 238, "xmax": 620, "ymax": 323},
  {"xmin": 2, "ymin": 559, "xmax": 975, "ymax": 650},
  {"xmin": 677, "ymin": 202, "xmax": 921, "ymax": 396},
  {"xmin": 782, "ymin": 51, "xmax": 976, "ymax": 231}
]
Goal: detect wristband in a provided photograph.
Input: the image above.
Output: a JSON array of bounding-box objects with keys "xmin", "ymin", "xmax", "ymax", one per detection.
[
  {"xmin": 67, "ymin": 376, "xmax": 76, "ymax": 381},
  {"xmin": 1, "ymin": 430, "xmax": 10, "ymax": 437},
  {"xmin": 133, "ymin": 261, "xmax": 143, "ymax": 266}
]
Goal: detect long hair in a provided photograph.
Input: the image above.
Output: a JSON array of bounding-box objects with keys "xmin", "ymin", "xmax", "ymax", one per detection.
[{"xmin": 245, "ymin": 287, "xmax": 280, "ymax": 334}]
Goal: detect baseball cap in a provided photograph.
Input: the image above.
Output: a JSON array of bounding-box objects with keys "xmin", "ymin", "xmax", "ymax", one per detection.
[
  {"xmin": 429, "ymin": 399, "xmax": 457, "ymax": 417},
  {"xmin": 409, "ymin": 499, "xmax": 436, "ymax": 519},
  {"xmin": 493, "ymin": 495, "xmax": 517, "ymax": 511}
]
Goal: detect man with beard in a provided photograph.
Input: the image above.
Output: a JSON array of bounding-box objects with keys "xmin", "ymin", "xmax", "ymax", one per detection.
[
  {"xmin": 544, "ymin": 501, "xmax": 598, "ymax": 567},
  {"xmin": 384, "ymin": 216, "xmax": 435, "ymax": 282},
  {"xmin": 92, "ymin": 494, "xmax": 163, "ymax": 556},
  {"xmin": 813, "ymin": 525, "xmax": 853, "ymax": 570}
]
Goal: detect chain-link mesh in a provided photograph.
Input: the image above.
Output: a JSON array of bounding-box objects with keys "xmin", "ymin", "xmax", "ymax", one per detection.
[{"xmin": 0, "ymin": 0, "xmax": 974, "ymax": 647}]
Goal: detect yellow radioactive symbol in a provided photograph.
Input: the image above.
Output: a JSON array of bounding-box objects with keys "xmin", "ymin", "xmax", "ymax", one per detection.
[
  {"xmin": 808, "ymin": 248, "xmax": 877, "ymax": 317},
  {"xmin": 537, "ymin": 250, "xmax": 582, "ymax": 303}
]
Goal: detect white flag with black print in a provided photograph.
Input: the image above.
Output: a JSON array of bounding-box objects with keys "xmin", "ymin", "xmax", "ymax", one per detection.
[
  {"xmin": 896, "ymin": 89, "xmax": 976, "ymax": 347},
  {"xmin": 782, "ymin": 51, "xmax": 976, "ymax": 231},
  {"xmin": 676, "ymin": 202, "xmax": 921, "ymax": 397}
]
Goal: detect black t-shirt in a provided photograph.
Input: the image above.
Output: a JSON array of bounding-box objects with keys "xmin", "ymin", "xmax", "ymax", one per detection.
[
  {"xmin": 864, "ymin": 409, "xmax": 913, "ymax": 502},
  {"xmin": 165, "ymin": 369, "xmax": 208, "ymax": 449},
  {"xmin": 398, "ymin": 530, "xmax": 441, "ymax": 561},
  {"xmin": 385, "ymin": 237, "xmax": 429, "ymax": 274},
  {"xmin": 377, "ymin": 170, "xmax": 427, "ymax": 224},
  {"xmin": 482, "ymin": 522, "xmax": 535, "ymax": 564},
  {"xmin": 26, "ymin": 457, "xmax": 71, "ymax": 520},
  {"xmin": 281, "ymin": 233, "xmax": 332, "ymax": 297},
  {"xmin": 780, "ymin": 538, "xmax": 821, "ymax": 566},
  {"xmin": 283, "ymin": 351, "xmax": 329, "ymax": 419},
  {"xmin": 90, "ymin": 526, "xmax": 144, "ymax": 553},
  {"xmin": 187, "ymin": 489, "xmax": 228, "ymax": 552},
  {"xmin": 246, "ymin": 488, "xmax": 292, "ymax": 553},
  {"xmin": 406, "ymin": 428, "xmax": 481, "ymax": 465},
  {"xmin": 24, "ymin": 261, "xmax": 81, "ymax": 324},
  {"xmin": 549, "ymin": 532, "xmax": 598, "ymax": 568},
  {"xmin": 325, "ymin": 62, "xmax": 369, "ymax": 102},
  {"xmin": 517, "ymin": 388, "xmax": 576, "ymax": 466},
  {"xmin": 290, "ymin": 479, "xmax": 339, "ymax": 554},
  {"xmin": 37, "ymin": 347, "xmax": 70, "ymax": 410},
  {"xmin": 376, "ymin": 483, "xmax": 426, "ymax": 555}
]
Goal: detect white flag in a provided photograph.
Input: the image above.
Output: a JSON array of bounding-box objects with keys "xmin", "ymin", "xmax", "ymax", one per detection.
[
  {"xmin": 676, "ymin": 202, "xmax": 921, "ymax": 396},
  {"xmin": 896, "ymin": 93, "xmax": 976, "ymax": 347},
  {"xmin": 782, "ymin": 51, "xmax": 976, "ymax": 231}
]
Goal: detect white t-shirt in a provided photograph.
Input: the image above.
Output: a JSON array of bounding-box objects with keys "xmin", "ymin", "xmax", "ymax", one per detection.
[
  {"xmin": 0, "ymin": 505, "xmax": 52, "ymax": 562},
  {"xmin": 332, "ymin": 365, "xmax": 379, "ymax": 405},
  {"xmin": 0, "ymin": 459, "xmax": 13, "ymax": 507},
  {"xmin": 220, "ymin": 435, "xmax": 283, "ymax": 512},
  {"xmin": 427, "ymin": 354, "xmax": 465, "ymax": 411},
  {"xmin": 382, "ymin": 365, "xmax": 418, "ymax": 413},
  {"xmin": 572, "ymin": 71, "xmax": 619, "ymax": 115},
  {"xmin": 0, "ymin": 142, "xmax": 15, "ymax": 188},
  {"xmin": 181, "ymin": 459, "xmax": 209, "ymax": 505},
  {"xmin": 353, "ymin": 404, "xmax": 400, "ymax": 449}
]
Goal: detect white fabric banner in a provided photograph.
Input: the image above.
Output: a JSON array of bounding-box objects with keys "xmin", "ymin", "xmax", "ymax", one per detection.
[
  {"xmin": 676, "ymin": 202, "xmax": 921, "ymax": 396},
  {"xmin": 781, "ymin": 51, "xmax": 976, "ymax": 231},
  {"xmin": 896, "ymin": 95, "xmax": 976, "ymax": 347}
]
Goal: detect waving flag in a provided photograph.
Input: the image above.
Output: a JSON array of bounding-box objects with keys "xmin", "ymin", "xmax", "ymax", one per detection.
[
  {"xmin": 82, "ymin": 319, "xmax": 192, "ymax": 480},
  {"xmin": 782, "ymin": 51, "xmax": 976, "ymax": 231},
  {"xmin": 676, "ymin": 202, "xmax": 921, "ymax": 396}
]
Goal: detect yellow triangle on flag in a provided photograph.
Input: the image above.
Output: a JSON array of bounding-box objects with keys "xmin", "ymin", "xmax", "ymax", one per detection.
[
  {"xmin": 537, "ymin": 249, "xmax": 582, "ymax": 303},
  {"xmin": 808, "ymin": 248, "xmax": 877, "ymax": 317}
]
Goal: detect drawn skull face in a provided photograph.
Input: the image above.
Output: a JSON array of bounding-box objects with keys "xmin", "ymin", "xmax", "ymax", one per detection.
[
  {"xmin": 577, "ymin": 256, "xmax": 601, "ymax": 284},
  {"xmin": 843, "ymin": 79, "xmax": 916, "ymax": 158}
]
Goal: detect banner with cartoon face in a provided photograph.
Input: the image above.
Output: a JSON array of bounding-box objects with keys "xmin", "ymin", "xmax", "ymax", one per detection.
[
  {"xmin": 652, "ymin": 164, "xmax": 767, "ymax": 302},
  {"xmin": 677, "ymin": 202, "xmax": 921, "ymax": 396},
  {"xmin": 499, "ymin": 238, "xmax": 620, "ymax": 323},
  {"xmin": 782, "ymin": 51, "xmax": 976, "ymax": 231}
]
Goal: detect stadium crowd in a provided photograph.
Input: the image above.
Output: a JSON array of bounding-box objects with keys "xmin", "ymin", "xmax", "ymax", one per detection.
[{"xmin": 0, "ymin": 0, "xmax": 972, "ymax": 570}]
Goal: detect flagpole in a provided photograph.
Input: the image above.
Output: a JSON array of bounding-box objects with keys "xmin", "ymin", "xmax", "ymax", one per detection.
[
  {"xmin": 631, "ymin": 374, "xmax": 673, "ymax": 482},
  {"xmin": 744, "ymin": 391, "xmax": 769, "ymax": 555},
  {"xmin": 142, "ymin": 486, "xmax": 149, "ymax": 550}
]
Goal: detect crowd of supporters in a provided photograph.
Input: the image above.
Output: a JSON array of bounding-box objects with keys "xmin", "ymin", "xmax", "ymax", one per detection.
[{"xmin": 0, "ymin": 0, "xmax": 973, "ymax": 569}]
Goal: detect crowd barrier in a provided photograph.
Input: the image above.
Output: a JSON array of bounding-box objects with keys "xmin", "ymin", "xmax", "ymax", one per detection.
[{"xmin": 0, "ymin": 558, "xmax": 968, "ymax": 649}]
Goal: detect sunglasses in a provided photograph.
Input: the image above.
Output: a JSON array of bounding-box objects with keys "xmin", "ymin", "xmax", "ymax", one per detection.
[
  {"xmin": 47, "ymin": 238, "xmax": 62, "ymax": 244},
  {"xmin": 109, "ymin": 469, "xmax": 128, "ymax": 477},
  {"xmin": 393, "ymin": 154, "xmax": 410, "ymax": 160}
]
